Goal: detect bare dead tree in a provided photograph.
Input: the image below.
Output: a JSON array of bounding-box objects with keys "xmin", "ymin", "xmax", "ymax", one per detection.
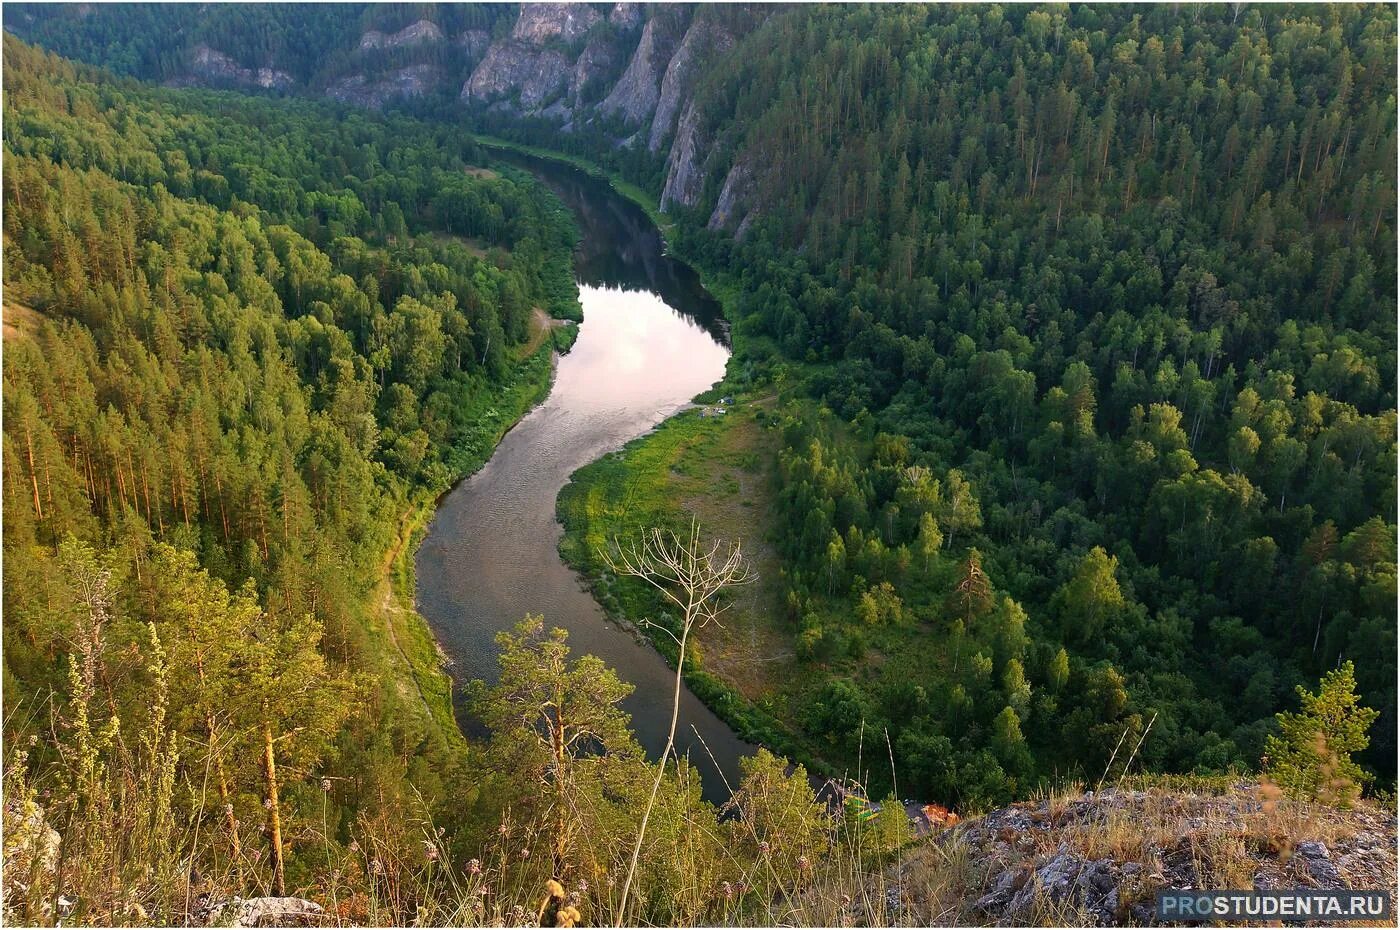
[{"xmin": 605, "ymin": 519, "xmax": 754, "ymax": 926}]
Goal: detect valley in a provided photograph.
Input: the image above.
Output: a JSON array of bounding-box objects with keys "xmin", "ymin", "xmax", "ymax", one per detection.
[{"xmin": 2, "ymin": 4, "xmax": 1395, "ymax": 926}]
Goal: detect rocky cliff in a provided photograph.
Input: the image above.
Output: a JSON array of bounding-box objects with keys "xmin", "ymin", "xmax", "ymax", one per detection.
[
  {"xmin": 842, "ymin": 782, "xmax": 1398, "ymax": 926},
  {"xmin": 173, "ymin": 44, "xmax": 293, "ymax": 91},
  {"xmin": 359, "ymin": 19, "xmax": 444, "ymax": 51},
  {"xmin": 64, "ymin": 3, "xmax": 766, "ymax": 228},
  {"xmin": 660, "ymin": 102, "xmax": 708, "ymax": 212},
  {"xmin": 458, "ymin": 4, "xmax": 756, "ymax": 228},
  {"xmin": 649, "ymin": 16, "xmax": 733, "ymax": 152},
  {"xmin": 328, "ymin": 64, "xmax": 443, "ymax": 110},
  {"xmin": 595, "ymin": 15, "xmax": 678, "ymax": 127}
]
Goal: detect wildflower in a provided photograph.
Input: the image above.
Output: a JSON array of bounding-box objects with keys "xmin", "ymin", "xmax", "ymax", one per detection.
[
  {"xmin": 27, "ymin": 734, "xmax": 38, "ymax": 746},
  {"xmin": 321, "ymin": 778, "xmax": 332, "ymax": 792},
  {"xmin": 370, "ymin": 858, "xmax": 384, "ymax": 875},
  {"xmin": 509, "ymin": 904, "xmax": 526, "ymax": 923},
  {"xmin": 348, "ymin": 840, "xmax": 360, "ymax": 853},
  {"xmin": 498, "ymin": 822, "xmax": 510, "ymax": 836},
  {"xmin": 797, "ymin": 855, "xmax": 811, "ymax": 871},
  {"xmin": 606, "ymin": 876, "xmax": 616, "ymax": 889},
  {"xmin": 437, "ymin": 825, "xmax": 447, "ymax": 837},
  {"xmin": 721, "ymin": 881, "xmax": 734, "ymax": 900},
  {"xmin": 758, "ymin": 841, "xmax": 770, "ymax": 855},
  {"xmin": 476, "ymin": 886, "xmax": 489, "ymax": 896},
  {"xmin": 223, "ymin": 803, "xmax": 234, "ymax": 816},
  {"xmin": 467, "ymin": 858, "xmax": 482, "ymax": 875},
  {"xmin": 521, "ymin": 847, "xmax": 531, "ymax": 859},
  {"xmin": 57, "ymin": 895, "xmax": 74, "ymax": 916},
  {"xmin": 576, "ymin": 878, "xmax": 588, "ymax": 893},
  {"xmin": 251, "ymin": 849, "xmax": 263, "ymax": 862},
  {"xmin": 263, "ymin": 797, "xmax": 274, "ymax": 810},
  {"xmin": 424, "ymin": 841, "xmax": 439, "ymax": 862}
]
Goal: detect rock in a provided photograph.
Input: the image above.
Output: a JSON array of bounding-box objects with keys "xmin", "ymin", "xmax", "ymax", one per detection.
[
  {"xmin": 464, "ymin": 43, "xmax": 571, "ymax": 110},
  {"xmin": 359, "ymin": 19, "xmax": 443, "ymax": 51},
  {"xmin": 456, "ymin": 29, "xmax": 492, "ymax": 58},
  {"xmin": 543, "ymin": 99, "xmax": 574, "ymax": 123},
  {"xmin": 994, "ymin": 850, "xmax": 1122, "ymax": 926},
  {"xmin": 464, "ymin": 4, "xmax": 600, "ymax": 113},
  {"xmin": 597, "ymin": 16, "xmax": 680, "ymax": 127},
  {"xmin": 650, "ymin": 17, "xmax": 734, "ymax": 151},
  {"xmin": 328, "ymin": 65, "xmax": 442, "ymax": 110},
  {"xmin": 512, "ymin": 3, "xmax": 601, "ymax": 45},
  {"xmin": 1295, "ymin": 840, "xmax": 1344, "ymax": 887},
  {"xmin": 609, "ymin": 3, "xmax": 643, "ymax": 32},
  {"xmin": 707, "ymin": 154, "xmax": 757, "ymax": 236},
  {"xmin": 660, "ymin": 102, "xmax": 706, "ymax": 211},
  {"xmin": 207, "ymin": 897, "xmax": 324, "ymax": 928},
  {"xmin": 570, "ymin": 28, "xmax": 625, "ymax": 109},
  {"xmin": 189, "ymin": 45, "xmax": 293, "ymax": 91}
]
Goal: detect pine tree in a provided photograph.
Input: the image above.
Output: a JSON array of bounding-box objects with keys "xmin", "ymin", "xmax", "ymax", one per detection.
[{"xmin": 1263, "ymin": 661, "xmax": 1378, "ymax": 806}]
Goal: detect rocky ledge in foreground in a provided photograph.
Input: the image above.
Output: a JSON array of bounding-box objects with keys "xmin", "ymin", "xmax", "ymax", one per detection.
[{"xmin": 883, "ymin": 782, "xmax": 1397, "ymax": 926}]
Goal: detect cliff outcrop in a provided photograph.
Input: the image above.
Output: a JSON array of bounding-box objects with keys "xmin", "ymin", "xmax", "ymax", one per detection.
[
  {"xmin": 180, "ymin": 44, "xmax": 293, "ymax": 91},
  {"xmin": 873, "ymin": 783, "xmax": 1398, "ymax": 926}
]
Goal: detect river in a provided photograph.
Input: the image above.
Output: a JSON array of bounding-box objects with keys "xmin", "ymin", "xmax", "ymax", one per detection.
[{"xmin": 414, "ymin": 154, "xmax": 756, "ymax": 803}]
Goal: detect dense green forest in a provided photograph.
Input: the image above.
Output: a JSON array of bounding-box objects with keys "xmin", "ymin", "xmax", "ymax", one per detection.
[
  {"xmin": 499, "ymin": 3, "xmax": 1399, "ymax": 805},
  {"xmin": 689, "ymin": 3, "xmax": 1398, "ymax": 799},
  {"xmin": 0, "ymin": 35, "xmax": 592, "ymax": 919}
]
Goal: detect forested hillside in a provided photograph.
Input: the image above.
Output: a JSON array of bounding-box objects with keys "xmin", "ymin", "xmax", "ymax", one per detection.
[
  {"xmin": 516, "ymin": 3, "xmax": 1397, "ymax": 805},
  {"xmin": 0, "ymin": 35, "xmax": 582, "ymax": 917},
  {"xmin": 655, "ymin": 3, "xmax": 1398, "ymax": 800},
  {"xmin": 4, "ymin": 2, "xmax": 511, "ymax": 88}
]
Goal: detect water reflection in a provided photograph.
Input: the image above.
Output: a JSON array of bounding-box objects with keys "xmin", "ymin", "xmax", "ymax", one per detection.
[{"xmin": 497, "ymin": 150, "xmax": 730, "ymax": 345}]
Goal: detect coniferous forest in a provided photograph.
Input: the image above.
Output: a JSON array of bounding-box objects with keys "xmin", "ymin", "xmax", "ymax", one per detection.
[{"xmin": 2, "ymin": 4, "xmax": 1396, "ymax": 927}]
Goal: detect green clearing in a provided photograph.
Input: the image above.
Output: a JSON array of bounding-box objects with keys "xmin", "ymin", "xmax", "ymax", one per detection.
[{"xmin": 556, "ymin": 386, "xmax": 834, "ymax": 769}]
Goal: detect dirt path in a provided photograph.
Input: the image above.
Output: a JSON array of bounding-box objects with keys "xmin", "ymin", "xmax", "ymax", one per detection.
[{"xmin": 516, "ymin": 306, "xmax": 566, "ymax": 359}]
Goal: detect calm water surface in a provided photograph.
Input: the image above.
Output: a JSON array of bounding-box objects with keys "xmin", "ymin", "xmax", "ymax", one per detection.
[{"xmin": 415, "ymin": 156, "xmax": 755, "ymax": 802}]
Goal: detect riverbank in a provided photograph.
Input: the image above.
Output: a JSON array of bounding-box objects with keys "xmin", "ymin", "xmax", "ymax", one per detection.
[
  {"xmin": 468, "ymin": 134, "xmax": 673, "ymax": 236},
  {"xmin": 376, "ymin": 320, "xmax": 576, "ymax": 748}
]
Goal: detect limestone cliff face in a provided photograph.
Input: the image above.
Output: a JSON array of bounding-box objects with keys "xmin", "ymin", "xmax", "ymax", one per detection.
[
  {"xmin": 359, "ymin": 20, "xmax": 444, "ymax": 51},
  {"xmin": 458, "ymin": 4, "xmax": 765, "ymax": 221},
  {"xmin": 462, "ymin": 4, "xmax": 604, "ymax": 111},
  {"xmin": 608, "ymin": 2, "xmax": 643, "ymax": 32},
  {"xmin": 456, "ymin": 29, "xmax": 493, "ymax": 59},
  {"xmin": 596, "ymin": 16, "xmax": 681, "ymax": 127},
  {"xmin": 149, "ymin": 3, "xmax": 767, "ymax": 227},
  {"xmin": 661, "ymin": 102, "xmax": 707, "ymax": 211},
  {"xmin": 328, "ymin": 64, "xmax": 443, "ymax": 110},
  {"xmin": 650, "ymin": 17, "xmax": 734, "ymax": 152},
  {"xmin": 512, "ymin": 2, "xmax": 601, "ymax": 44},
  {"xmin": 185, "ymin": 45, "xmax": 293, "ymax": 91},
  {"xmin": 464, "ymin": 41, "xmax": 571, "ymax": 110},
  {"xmin": 569, "ymin": 18, "xmax": 640, "ymax": 116},
  {"xmin": 707, "ymin": 154, "xmax": 757, "ymax": 237}
]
